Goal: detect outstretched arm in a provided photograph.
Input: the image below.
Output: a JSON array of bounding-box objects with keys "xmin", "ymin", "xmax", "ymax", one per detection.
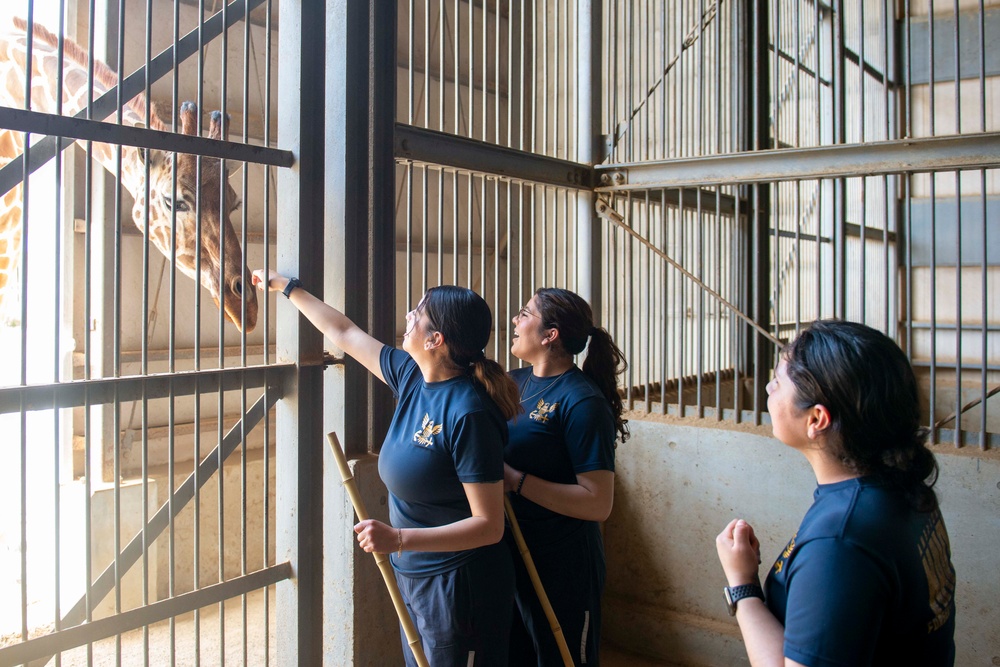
[{"xmin": 252, "ymin": 269, "xmax": 385, "ymax": 383}]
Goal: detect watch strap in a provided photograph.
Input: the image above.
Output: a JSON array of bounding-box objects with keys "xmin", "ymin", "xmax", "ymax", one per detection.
[
  {"xmin": 724, "ymin": 583, "xmax": 764, "ymax": 615},
  {"xmin": 282, "ymin": 277, "xmax": 301, "ymax": 299}
]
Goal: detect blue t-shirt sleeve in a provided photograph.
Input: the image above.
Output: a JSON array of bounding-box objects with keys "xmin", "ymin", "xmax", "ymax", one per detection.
[
  {"xmin": 562, "ymin": 395, "xmax": 616, "ymax": 474},
  {"xmin": 450, "ymin": 411, "xmax": 505, "ymax": 484},
  {"xmin": 783, "ymin": 538, "xmax": 888, "ymax": 667},
  {"xmin": 380, "ymin": 345, "xmax": 417, "ymax": 397}
]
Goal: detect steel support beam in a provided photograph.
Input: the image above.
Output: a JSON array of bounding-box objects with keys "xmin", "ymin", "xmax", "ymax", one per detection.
[
  {"xmin": 595, "ymin": 133, "xmax": 1000, "ymax": 189},
  {"xmin": 276, "ymin": 0, "xmax": 327, "ymax": 664},
  {"xmin": 395, "ymin": 124, "xmax": 594, "ymax": 190}
]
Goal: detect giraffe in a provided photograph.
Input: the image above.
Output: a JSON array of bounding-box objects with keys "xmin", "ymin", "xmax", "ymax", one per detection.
[{"xmin": 0, "ymin": 16, "xmax": 257, "ymax": 332}]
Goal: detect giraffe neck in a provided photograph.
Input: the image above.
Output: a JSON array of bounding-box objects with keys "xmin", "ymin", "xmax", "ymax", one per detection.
[{"xmin": 0, "ymin": 17, "xmax": 164, "ymax": 200}]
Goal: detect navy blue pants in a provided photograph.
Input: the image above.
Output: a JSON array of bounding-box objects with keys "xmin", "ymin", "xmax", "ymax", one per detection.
[
  {"xmin": 395, "ymin": 542, "xmax": 514, "ymax": 667},
  {"xmin": 505, "ymin": 524, "xmax": 606, "ymax": 666}
]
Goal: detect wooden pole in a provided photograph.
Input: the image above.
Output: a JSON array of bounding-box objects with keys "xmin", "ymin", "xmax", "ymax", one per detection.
[
  {"xmin": 326, "ymin": 432, "xmax": 430, "ymax": 667},
  {"xmin": 504, "ymin": 496, "xmax": 574, "ymax": 667}
]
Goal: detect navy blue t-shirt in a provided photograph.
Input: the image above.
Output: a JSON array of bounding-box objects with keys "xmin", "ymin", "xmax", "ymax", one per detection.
[
  {"xmin": 765, "ymin": 477, "xmax": 956, "ymax": 667},
  {"xmin": 378, "ymin": 346, "xmax": 507, "ymax": 577},
  {"xmin": 505, "ymin": 366, "xmax": 616, "ymax": 546}
]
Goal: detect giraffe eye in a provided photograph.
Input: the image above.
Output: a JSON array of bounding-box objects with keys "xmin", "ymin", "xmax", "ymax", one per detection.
[{"xmin": 163, "ymin": 193, "xmax": 190, "ymax": 213}]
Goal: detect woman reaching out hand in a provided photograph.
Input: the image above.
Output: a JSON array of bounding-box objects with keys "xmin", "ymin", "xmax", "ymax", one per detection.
[{"xmin": 252, "ymin": 270, "xmax": 519, "ymax": 667}]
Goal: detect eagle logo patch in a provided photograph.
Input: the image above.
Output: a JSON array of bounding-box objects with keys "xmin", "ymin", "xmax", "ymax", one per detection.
[
  {"xmin": 413, "ymin": 413, "xmax": 444, "ymax": 447},
  {"xmin": 529, "ymin": 399, "xmax": 558, "ymax": 423}
]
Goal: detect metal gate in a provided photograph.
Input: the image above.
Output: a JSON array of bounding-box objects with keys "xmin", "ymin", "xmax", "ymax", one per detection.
[{"xmin": 0, "ymin": 0, "xmax": 316, "ymax": 664}]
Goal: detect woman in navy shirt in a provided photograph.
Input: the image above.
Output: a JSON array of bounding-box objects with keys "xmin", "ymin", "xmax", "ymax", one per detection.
[
  {"xmin": 716, "ymin": 320, "xmax": 956, "ymax": 667},
  {"xmin": 252, "ymin": 270, "xmax": 520, "ymax": 667},
  {"xmin": 503, "ymin": 288, "xmax": 629, "ymax": 666}
]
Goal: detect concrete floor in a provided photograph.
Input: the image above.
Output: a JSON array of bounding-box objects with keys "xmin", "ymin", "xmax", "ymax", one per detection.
[{"xmin": 35, "ymin": 587, "xmax": 679, "ymax": 666}]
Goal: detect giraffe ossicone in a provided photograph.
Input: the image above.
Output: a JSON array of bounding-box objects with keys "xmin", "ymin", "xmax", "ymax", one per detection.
[{"xmin": 0, "ymin": 17, "xmax": 257, "ymax": 332}]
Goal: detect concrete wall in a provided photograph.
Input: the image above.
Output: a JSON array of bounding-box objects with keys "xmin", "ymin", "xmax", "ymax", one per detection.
[{"xmin": 603, "ymin": 416, "xmax": 1000, "ymax": 666}]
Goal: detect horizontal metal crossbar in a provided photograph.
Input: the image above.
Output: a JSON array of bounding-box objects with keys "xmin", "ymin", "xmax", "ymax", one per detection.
[
  {"xmin": 596, "ymin": 133, "xmax": 1000, "ymax": 189},
  {"xmin": 0, "ymin": 106, "xmax": 293, "ymax": 167},
  {"xmin": 0, "ymin": 364, "xmax": 294, "ymax": 414},
  {"xmin": 0, "ymin": 563, "xmax": 291, "ymax": 666},
  {"xmin": 394, "ymin": 123, "xmax": 595, "ymax": 190}
]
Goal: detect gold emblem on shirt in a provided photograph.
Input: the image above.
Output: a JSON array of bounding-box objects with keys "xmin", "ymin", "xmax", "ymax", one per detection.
[
  {"xmin": 920, "ymin": 510, "xmax": 955, "ymax": 633},
  {"xmin": 772, "ymin": 533, "xmax": 796, "ymax": 574},
  {"xmin": 413, "ymin": 413, "xmax": 444, "ymax": 447},
  {"xmin": 529, "ymin": 399, "xmax": 559, "ymax": 423}
]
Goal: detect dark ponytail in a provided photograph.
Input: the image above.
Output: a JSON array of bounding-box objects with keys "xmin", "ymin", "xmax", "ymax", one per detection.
[
  {"xmin": 421, "ymin": 286, "xmax": 522, "ymax": 421},
  {"xmin": 782, "ymin": 319, "xmax": 939, "ymax": 512},
  {"xmin": 469, "ymin": 357, "xmax": 522, "ymax": 421},
  {"xmin": 533, "ymin": 288, "xmax": 630, "ymax": 443}
]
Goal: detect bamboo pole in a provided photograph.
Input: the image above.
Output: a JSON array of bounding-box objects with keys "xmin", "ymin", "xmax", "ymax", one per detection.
[
  {"xmin": 326, "ymin": 432, "xmax": 430, "ymax": 667},
  {"xmin": 504, "ymin": 496, "xmax": 574, "ymax": 667}
]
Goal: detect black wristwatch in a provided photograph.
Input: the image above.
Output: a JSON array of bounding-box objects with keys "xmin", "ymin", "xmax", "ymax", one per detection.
[
  {"xmin": 723, "ymin": 583, "xmax": 765, "ymax": 616},
  {"xmin": 282, "ymin": 277, "xmax": 301, "ymax": 299}
]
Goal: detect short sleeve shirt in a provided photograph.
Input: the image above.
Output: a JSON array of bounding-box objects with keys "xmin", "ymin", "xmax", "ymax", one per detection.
[
  {"xmin": 764, "ymin": 477, "xmax": 957, "ymax": 667},
  {"xmin": 505, "ymin": 366, "xmax": 616, "ymax": 546},
  {"xmin": 378, "ymin": 346, "xmax": 507, "ymax": 577}
]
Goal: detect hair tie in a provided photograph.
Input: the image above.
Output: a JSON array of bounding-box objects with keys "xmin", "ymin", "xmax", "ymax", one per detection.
[{"xmin": 589, "ymin": 326, "xmax": 599, "ymax": 337}]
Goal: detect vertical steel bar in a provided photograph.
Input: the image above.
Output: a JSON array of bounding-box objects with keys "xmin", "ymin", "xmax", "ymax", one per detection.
[
  {"xmin": 978, "ymin": 3, "xmax": 987, "ymax": 450},
  {"xmin": 425, "ymin": 0, "xmax": 430, "ymax": 129},
  {"xmin": 483, "ymin": 0, "xmax": 488, "ymax": 142},
  {"xmin": 929, "ymin": 175, "xmax": 937, "ymax": 439},
  {"xmin": 496, "ymin": 0, "xmax": 501, "ymax": 147},
  {"xmin": 263, "ymin": 1, "xmax": 273, "ymax": 653},
  {"xmin": 470, "ymin": 0, "xmax": 475, "ymax": 139},
  {"xmin": 441, "ymin": 0, "xmax": 446, "ymax": 133},
  {"xmin": 453, "ymin": 171, "xmax": 459, "ymax": 285},
  {"xmin": 84, "ymin": 5, "xmax": 96, "ymax": 661},
  {"xmin": 406, "ymin": 164, "xmax": 412, "ymax": 304},
  {"xmin": 542, "ymin": 0, "xmax": 548, "ymax": 154},
  {"xmin": 439, "ymin": 170, "xmax": 445, "ymax": 286},
  {"xmin": 554, "ymin": 0, "xmax": 560, "ymax": 158},
  {"xmin": 115, "ymin": 4, "xmax": 126, "ymax": 662},
  {"xmin": 52, "ymin": 9, "xmax": 67, "ymax": 664},
  {"xmin": 644, "ymin": 191, "xmax": 651, "ymax": 412},
  {"xmin": 494, "ymin": 177, "xmax": 500, "ymax": 359},
  {"xmin": 952, "ymin": 0, "xmax": 962, "ymax": 446},
  {"xmin": 17, "ymin": 6, "xmax": 30, "ymax": 637},
  {"xmin": 833, "ymin": 0, "xmax": 846, "ymax": 318},
  {"xmin": 953, "ymin": 174, "xmax": 962, "ymax": 446},
  {"xmin": 409, "ymin": 0, "xmax": 414, "ymax": 125},
  {"xmin": 422, "ymin": 166, "xmax": 429, "ymax": 294}
]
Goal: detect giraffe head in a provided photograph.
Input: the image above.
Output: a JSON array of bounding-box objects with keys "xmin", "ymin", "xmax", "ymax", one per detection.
[{"xmin": 139, "ymin": 102, "xmax": 257, "ymax": 333}]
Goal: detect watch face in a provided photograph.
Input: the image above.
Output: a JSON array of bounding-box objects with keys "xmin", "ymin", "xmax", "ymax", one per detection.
[{"xmin": 724, "ymin": 587, "xmax": 737, "ymax": 615}]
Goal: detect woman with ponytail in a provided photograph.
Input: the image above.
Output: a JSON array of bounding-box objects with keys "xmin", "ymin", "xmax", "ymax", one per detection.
[
  {"xmin": 716, "ymin": 320, "xmax": 956, "ymax": 667},
  {"xmin": 504, "ymin": 287, "xmax": 628, "ymax": 666},
  {"xmin": 252, "ymin": 271, "xmax": 517, "ymax": 666}
]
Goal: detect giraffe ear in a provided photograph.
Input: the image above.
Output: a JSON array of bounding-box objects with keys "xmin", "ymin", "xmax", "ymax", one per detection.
[{"xmin": 139, "ymin": 148, "xmax": 167, "ymax": 171}]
